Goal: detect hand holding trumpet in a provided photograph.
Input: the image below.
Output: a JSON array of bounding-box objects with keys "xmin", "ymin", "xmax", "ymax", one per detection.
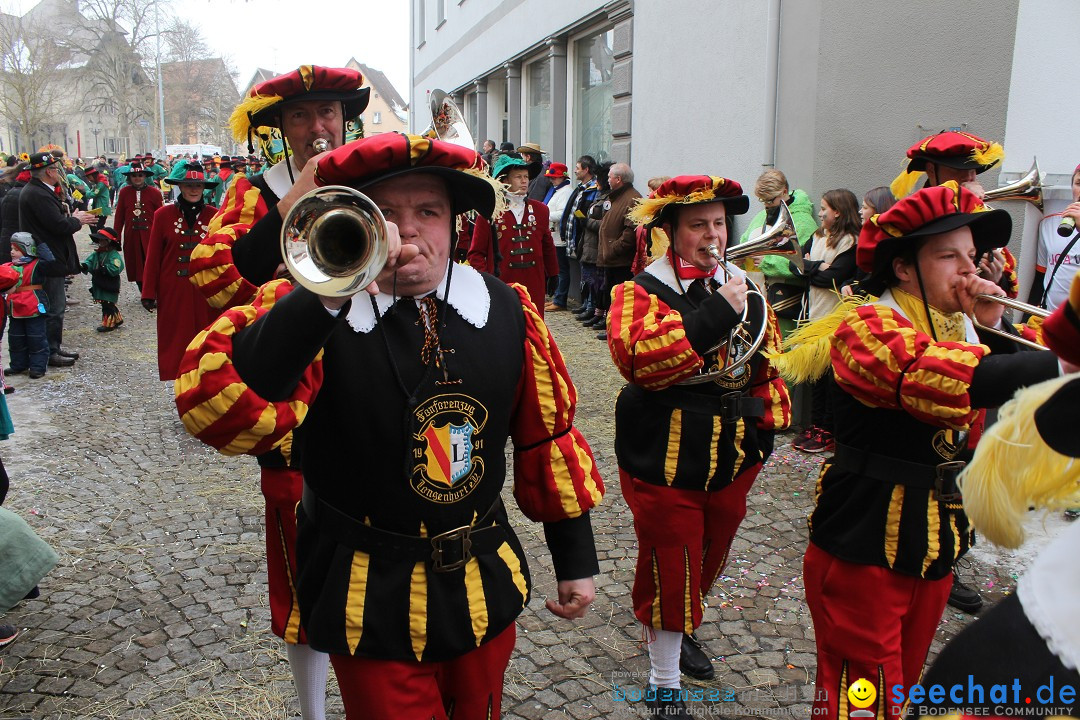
[{"xmin": 718, "ymin": 274, "xmax": 748, "ymax": 315}]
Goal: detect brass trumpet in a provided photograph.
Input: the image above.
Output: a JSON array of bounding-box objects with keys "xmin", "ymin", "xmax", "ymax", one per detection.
[
  {"xmin": 971, "ymin": 294, "xmax": 1049, "ymax": 351},
  {"xmin": 280, "ymin": 185, "xmax": 389, "ymax": 297},
  {"xmin": 983, "ymin": 158, "xmax": 1043, "ymax": 211}
]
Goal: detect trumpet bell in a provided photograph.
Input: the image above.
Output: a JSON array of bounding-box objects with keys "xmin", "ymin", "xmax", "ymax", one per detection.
[
  {"xmin": 984, "ymin": 157, "xmax": 1043, "ymax": 211},
  {"xmin": 424, "ymin": 89, "xmax": 475, "ymax": 150},
  {"xmin": 281, "ymin": 185, "xmax": 389, "ymax": 297},
  {"xmin": 727, "ymin": 200, "xmax": 804, "ymax": 273}
]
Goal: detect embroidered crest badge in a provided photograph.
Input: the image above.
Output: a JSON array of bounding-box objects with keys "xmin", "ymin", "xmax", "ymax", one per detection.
[{"xmin": 411, "ymin": 393, "xmax": 488, "ymax": 504}]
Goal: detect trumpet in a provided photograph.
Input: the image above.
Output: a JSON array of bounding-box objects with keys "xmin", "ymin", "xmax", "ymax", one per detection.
[
  {"xmin": 970, "ymin": 294, "xmax": 1049, "ymax": 351},
  {"xmin": 280, "ymin": 185, "xmax": 389, "ymax": 297}
]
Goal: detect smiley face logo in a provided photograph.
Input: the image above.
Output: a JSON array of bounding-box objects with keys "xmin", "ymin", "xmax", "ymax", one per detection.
[{"xmin": 848, "ymin": 678, "xmax": 877, "ymax": 709}]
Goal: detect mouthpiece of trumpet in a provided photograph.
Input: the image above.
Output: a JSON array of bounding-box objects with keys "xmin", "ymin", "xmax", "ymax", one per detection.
[{"xmin": 313, "ymin": 138, "xmax": 329, "ymax": 153}]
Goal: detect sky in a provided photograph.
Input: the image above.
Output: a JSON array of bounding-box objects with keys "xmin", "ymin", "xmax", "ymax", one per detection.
[
  {"xmin": 187, "ymin": 0, "xmax": 411, "ymax": 101},
  {"xmin": 1, "ymin": 0, "xmax": 412, "ymax": 105}
]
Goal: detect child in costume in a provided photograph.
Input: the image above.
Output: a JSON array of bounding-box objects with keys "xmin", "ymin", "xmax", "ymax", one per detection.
[
  {"xmin": 80, "ymin": 227, "xmax": 125, "ymax": 332},
  {"xmin": 5, "ymin": 233, "xmax": 58, "ymax": 378}
]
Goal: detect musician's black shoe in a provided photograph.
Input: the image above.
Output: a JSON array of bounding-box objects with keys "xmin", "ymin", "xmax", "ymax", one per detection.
[
  {"xmin": 56, "ymin": 347, "xmax": 79, "ymax": 359},
  {"xmin": 48, "ymin": 354, "xmax": 75, "ymax": 368},
  {"xmin": 679, "ymin": 633, "xmax": 715, "ymax": 680},
  {"xmin": 583, "ymin": 315, "xmax": 604, "ymax": 328},
  {"xmin": 947, "ymin": 576, "xmax": 982, "ymax": 614}
]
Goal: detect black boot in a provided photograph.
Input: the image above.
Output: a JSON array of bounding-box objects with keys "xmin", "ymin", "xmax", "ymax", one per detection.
[
  {"xmin": 679, "ymin": 633, "xmax": 715, "ymax": 680},
  {"xmin": 48, "ymin": 353, "xmax": 75, "ymax": 368},
  {"xmin": 947, "ymin": 575, "xmax": 982, "ymax": 614},
  {"xmin": 645, "ymin": 687, "xmax": 689, "ymax": 718}
]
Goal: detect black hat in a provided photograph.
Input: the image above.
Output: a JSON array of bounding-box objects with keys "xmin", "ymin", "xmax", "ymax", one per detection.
[{"xmin": 28, "ymin": 152, "xmax": 60, "ymax": 170}]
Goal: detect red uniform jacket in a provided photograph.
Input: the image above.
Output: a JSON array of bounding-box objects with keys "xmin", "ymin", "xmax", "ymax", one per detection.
[
  {"xmin": 468, "ymin": 199, "xmax": 558, "ymax": 316},
  {"xmin": 142, "ymin": 203, "xmax": 221, "ymax": 380},
  {"xmin": 113, "ymin": 184, "xmax": 164, "ymax": 283}
]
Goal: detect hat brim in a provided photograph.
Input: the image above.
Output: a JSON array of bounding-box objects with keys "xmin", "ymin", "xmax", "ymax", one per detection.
[
  {"xmin": 250, "ymin": 87, "xmax": 371, "ymax": 129},
  {"xmin": 656, "ymin": 194, "xmax": 750, "ymax": 226},
  {"xmin": 1034, "ymin": 377, "xmax": 1080, "ymax": 457},
  {"xmin": 122, "ymin": 169, "xmax": 150, "ymax": 176},
  {"xmin": 869, "ymin": 208, "xmax": 1012, "ymax": 281},
  {"xmin": 354, "ymin": 166, "xmax": 496, "ymax": 218},
  {"xmin": 164, "ymin": 177, "xmax": 220, "ymax": 189},
  {"xmin": 908, "ymin": 154, "xmax": 998, "ymax": 174}
]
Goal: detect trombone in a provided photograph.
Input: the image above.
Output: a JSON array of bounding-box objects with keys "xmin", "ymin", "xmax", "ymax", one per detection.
[
  {"xmin": 970, "ymin": 295, "xmax": 1050, "ymax": 351},
  {"xmin": 680, "ymin": 201, "xmax": 804, "ymax": 384}
]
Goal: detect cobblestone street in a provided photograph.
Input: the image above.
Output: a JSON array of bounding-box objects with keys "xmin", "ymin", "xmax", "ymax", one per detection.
[{"xmin": 0, "ymin": 264, "xmax": 1043, "ymax": 719}]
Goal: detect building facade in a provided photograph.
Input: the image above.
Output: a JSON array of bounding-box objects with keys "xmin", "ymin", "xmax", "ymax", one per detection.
[{"xmin": 411, "ymin": 0, "xmax": 1078, "ymax": 296}]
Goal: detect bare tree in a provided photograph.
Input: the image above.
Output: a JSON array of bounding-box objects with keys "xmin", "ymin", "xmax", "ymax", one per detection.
[
  {"xmin": 63, "ymin": 0, "xmax": 160, "ymax": 154},
  {"xmin": 159, "ymin": 19, "xmax": 238, "ymax": 150},
  {"xmin": 0, "ymin": 14, "xmax": 71, "ymax": 151}
]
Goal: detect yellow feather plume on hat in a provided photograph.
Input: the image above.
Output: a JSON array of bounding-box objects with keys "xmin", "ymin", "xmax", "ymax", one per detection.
[
  {"xmin": 889, "ymin": 160, "xmax": 925, "ymax": 200},
  {"xmin": 229, "ymin": 93, "xmax": 284, "ymax": 143},
  {"xmin": 959, "ymin": 374, "xmax": 1080, "ymax": 549},
  {"xmin": 765, "ymin": 295, "xmax": 867, "ymax": 384},
  {"xmin": 972, "ymin": 141, "xmax": 1004, "ymax": 169},
  {"xmin": 464, "ymin": 167, "xmax": 509, "ymax": 220}
]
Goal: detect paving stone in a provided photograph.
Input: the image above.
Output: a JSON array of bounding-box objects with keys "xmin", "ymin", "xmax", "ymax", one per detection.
[{"xmin": 0, "ymin": 277, "xmax": 1024, "ymax": 719}]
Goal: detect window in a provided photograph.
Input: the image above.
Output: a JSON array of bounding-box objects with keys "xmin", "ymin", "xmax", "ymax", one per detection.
[
  {"xmin": 373, "ymin": 111, "xmax": 382, "ymax": 125},
  {"xmin": 466, "ymin": 91, "xmax": 478, "ymax": 136},
  {"xmin": 572, "ymin": 28, "xmax": 615, "ymax": 163},
  {"xmin": 417, "ymin": 0, "xmax": 426, "ymax": 47},
  {"xmin": 526, "ymin": 58, "xmax": 553, "ymax": 158}
]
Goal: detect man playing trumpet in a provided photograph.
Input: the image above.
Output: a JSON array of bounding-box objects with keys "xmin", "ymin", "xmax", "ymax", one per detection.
[
  {"xmin": 607, "ymin": 176, "xmax": 791, "ymax": 716},
  {"xmin": 176, "ymin": 133, "xmax": 604, "ymax": 720},
  {"xmin": 183, "ymin": 65, "xmax": 370, "ymax": 720},
  {"xmin": 803, "ymin": 182, "xmax": 1065, "ymax": 720}
]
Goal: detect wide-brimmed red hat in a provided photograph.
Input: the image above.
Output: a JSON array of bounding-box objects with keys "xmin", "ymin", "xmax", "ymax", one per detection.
[
  {"xmin": 628, "ymin": 175, "xmax": 749, "ymax": 228},
  {"xmin": 229, "ymin": 65, "xmax": 370, "ymax": 143},
  {"xmin": 891, "ymin": 131, "xmax": 1004, "ymax": 198},
  {"xmin": 857, "ymin": 181, "xmax": 1011, "ymax": 281},
  {"xmin": 315, "ymin": 133, "xmax": 502, "ymax": 218},
  {"xmin": 544, "ymin": 162, "xmax": 568, "ymax": 179}
]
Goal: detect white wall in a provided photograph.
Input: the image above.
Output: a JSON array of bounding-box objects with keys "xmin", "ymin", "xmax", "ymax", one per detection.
[
  {"xmin": 1004, "ymin": 0, "xmax": 1080, "ymax": 183},
  {"xmin": 630, "ymin": 1, "xmax": 772, "ymax": 193}
]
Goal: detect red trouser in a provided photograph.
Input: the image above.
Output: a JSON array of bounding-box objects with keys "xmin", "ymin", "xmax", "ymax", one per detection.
[
  {"xmin": 260, "ymin": 466, "xmax": 305, "ymax": 644},
  {"xmin": 330, "ymin": 623, "xmax": 516, "ymax": 720},
  {"xmin": 621, "ymin": 464, "xmax": 760, "ymax": 633},
  {"xmin": 803, "ymin": 542, "xmax": 952, "ymax": 719}
]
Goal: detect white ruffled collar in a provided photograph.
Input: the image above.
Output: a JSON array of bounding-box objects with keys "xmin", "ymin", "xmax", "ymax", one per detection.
[
  {"xmin": 345, "ymin": 261, "xmax": 490, "ymax": 333},
  {"xmin": 643, "ymin": 254, "xmax": 745, "ymax": 295},
  {"xmin": 263, "ymin": 158, "xmax": 299, "ymax": 200}
]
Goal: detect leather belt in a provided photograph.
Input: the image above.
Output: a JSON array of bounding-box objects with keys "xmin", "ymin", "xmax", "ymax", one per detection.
[
  {"xmin": 625, "ymin": 383, "xmax": 764, "ymax": 423},
  {"xmin": 301, "ymin": 484, "xmax": 507, "ymax": 573},
  {"xmin": 509, "ymin": 261, "xmax": 536, "ymax": 269},
  {"xmin": 832, "ymin": 443, "xmax": 964, "ymax": 502}
]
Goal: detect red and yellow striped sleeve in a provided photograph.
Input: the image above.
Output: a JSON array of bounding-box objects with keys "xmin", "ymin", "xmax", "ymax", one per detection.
[
  {"xmin": 606, "ymin": 280, "xmax": 704, "ymax": 389},
  {"xmin": 189, "ymin": 175, "xmax": 262, "ymax": 310},
  {"xmin": 1000, "ymin": 247, "xmax": 1019, "ymax": 299},
  {"xmin": 1016, "ymin": 314, "xmax": 1046, "ymax": 347},
  {"xmin": 174, "ymin": 279, "xmax": 324, "ymax": 456},
  {"xmin": 754, "ymin": 305, "xmax": 792, "ymax": 431},
  {"xmin": 508, "ymin": 284, "xmax": 605, "ymax": 523},
  {"xmin": 830, "ymin": 304, "xmax": 987, "ymax": 431}
]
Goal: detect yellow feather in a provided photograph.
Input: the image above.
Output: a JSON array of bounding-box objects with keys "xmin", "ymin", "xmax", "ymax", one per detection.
[
  {"xmin": 971, "ymin": 142, "xmax": 1004, "ymax": 169},
  {"xmin": 889, "ymin": 168, "xmax": 924, "ymax": 199},
  {"xmin": 765, "ymin": 296, "xmax": 866, "ymax": 383},
  {"xmin": 959, "ymin": 374, "xmax": 1080, "ymax": 548},
  {"xmin": 228, "ymin": 93, "xmax": 284, "ymax": 142},
  {"xmin": 464, "ymin": 168, "xmax": 508, "ymax": 220}
]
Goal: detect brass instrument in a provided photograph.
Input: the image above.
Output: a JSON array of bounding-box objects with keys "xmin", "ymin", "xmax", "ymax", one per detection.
[
  {"xmin": 970, "ymin": 294, "xmax": 1050, "ymax": 351},
  {"xmin": 680, "ymin": 201, "xmax": 804, "ymax": 384},
  {"xmin": 422, "ymin": 90, "xmax": 474, "ymax": 149},
  {"xmin": 983, "ymin": 158, "xmax": 1043, "ymax": 210},
  {"xmin": 312, "ymin": 138, "xmax": 330, "ymax": 153},
  {"xmin": 280, "ymin": 186, "xmax": 389, "ymax": 297}
]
